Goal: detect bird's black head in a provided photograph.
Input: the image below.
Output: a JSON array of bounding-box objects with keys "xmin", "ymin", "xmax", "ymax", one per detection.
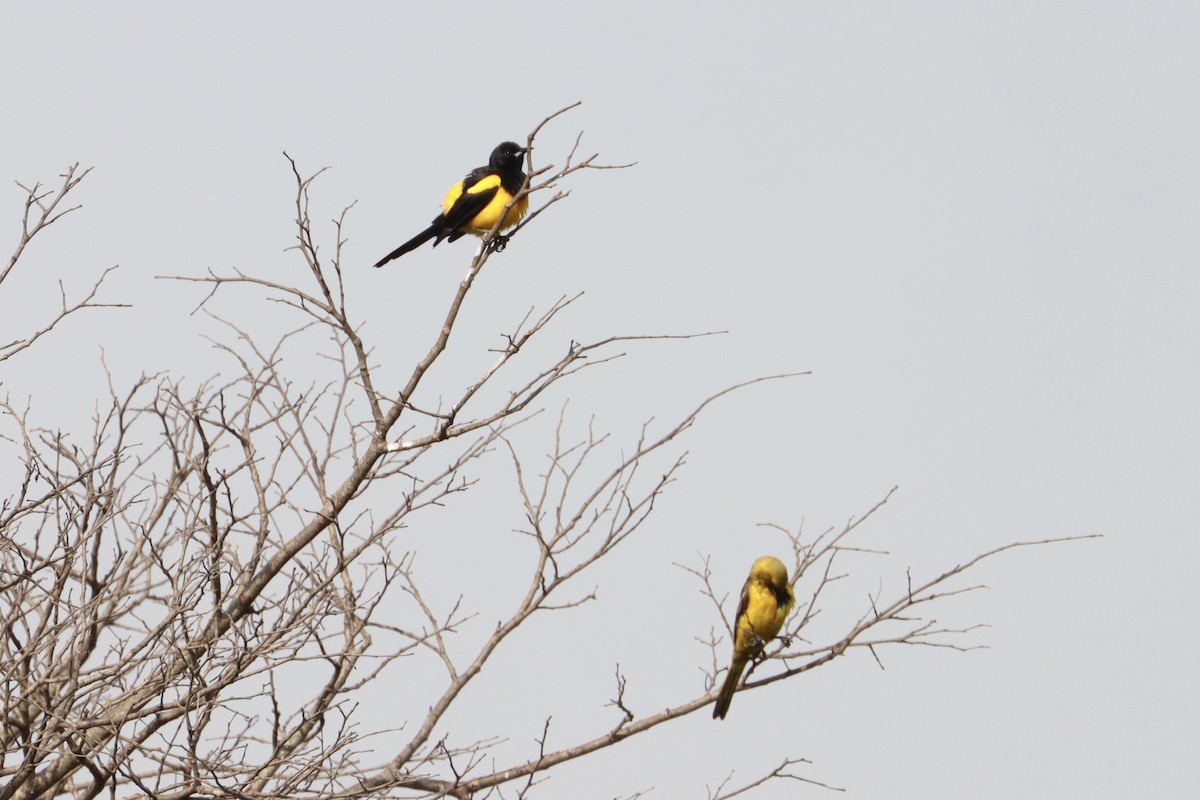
[{"xmin": 490, "ymin": 141, "xmax": 526, "ymax": 172}]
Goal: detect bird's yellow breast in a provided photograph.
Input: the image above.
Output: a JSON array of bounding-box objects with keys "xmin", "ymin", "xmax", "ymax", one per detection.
[
  {"xmin": 442, "ymin": 176, "xmax": 529, "ymax": 235},
  {"xmin": 741, "ymin": 581, "xmax": 789, "ymax": 643}
]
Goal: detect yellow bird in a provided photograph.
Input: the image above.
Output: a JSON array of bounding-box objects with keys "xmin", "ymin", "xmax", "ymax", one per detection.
[
  {"xmin": 713, "ymin": 555, "xmax": 796, "ymax": 720},
  {"xmin": 373, "ymin": 141, "xmax": 529, "ymax": 267}
]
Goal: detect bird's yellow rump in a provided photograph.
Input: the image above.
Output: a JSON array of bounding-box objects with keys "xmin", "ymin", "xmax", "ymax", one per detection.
[
  {"xmin": 373, "ymin": 141, "xmax": 530, "ymax": 267},
  {"xmin": 712, "ymin": 555, "xmax": 796, "ymax": 720}
]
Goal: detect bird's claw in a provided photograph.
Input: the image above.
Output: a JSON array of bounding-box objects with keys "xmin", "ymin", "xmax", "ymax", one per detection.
[
  {"xmin": 748, "ymin": 633, "xmax": 768, "ymax": 660},
  {"xmin": 489, "ymin": 234, "xmax": 511, "ymax": 253}
]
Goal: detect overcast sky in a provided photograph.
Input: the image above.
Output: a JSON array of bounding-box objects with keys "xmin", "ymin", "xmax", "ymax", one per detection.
[{"xmin": 3, "ymin": 3, "xmax": 1197, "ymax": 797}]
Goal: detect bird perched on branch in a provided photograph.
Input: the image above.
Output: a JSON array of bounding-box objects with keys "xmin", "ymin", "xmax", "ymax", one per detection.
[
  {"xmin": 713, "ymin": 555, "xmax": 796, "ymax": 720},
  {"xmin": 373, "ymin": 141, "xmax": 530, "ymax": 267}
]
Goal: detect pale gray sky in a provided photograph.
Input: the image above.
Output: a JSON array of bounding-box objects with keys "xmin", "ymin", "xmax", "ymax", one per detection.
[{"xmin": 3, "ymin": 2, "xmax": 1197, "ymax": 797}]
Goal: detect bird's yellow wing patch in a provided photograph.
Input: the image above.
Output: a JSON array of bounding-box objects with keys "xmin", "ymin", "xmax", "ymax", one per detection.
[{"xmin": 442, "ymin": 176, "xmax": 527, "ymax": 235}]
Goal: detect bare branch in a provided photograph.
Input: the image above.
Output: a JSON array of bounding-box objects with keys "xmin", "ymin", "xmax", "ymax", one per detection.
[
  {"xmin": 4, "ymin": 164, "xmax": 93, "ymax": 287},
  {"xmin": 2, "ymin": 165, "xmax": 128, "ymax": 363},
  {"xmin": 710, "ymin": 757, "xmax": 846, "ymax": 798}
]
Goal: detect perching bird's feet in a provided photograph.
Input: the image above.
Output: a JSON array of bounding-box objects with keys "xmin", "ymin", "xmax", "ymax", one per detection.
[{"xmin": 489, "ymin": 233, "xmax": 512, "ymax": 253}]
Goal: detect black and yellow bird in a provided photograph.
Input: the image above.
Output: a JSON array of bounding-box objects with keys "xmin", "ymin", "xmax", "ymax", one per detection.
[
  {"xmin": 713, "ymin": 555, "xmax": 796, "ymax": 720},
  {"xmin": 373, "ymin": 141, "xmax": 530, "ymax": 267}
]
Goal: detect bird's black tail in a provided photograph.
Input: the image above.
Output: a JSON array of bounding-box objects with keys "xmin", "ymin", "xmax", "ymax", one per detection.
[{"xmin": 373, "ymin": 224, "xmax": 439, "ymax": 268}]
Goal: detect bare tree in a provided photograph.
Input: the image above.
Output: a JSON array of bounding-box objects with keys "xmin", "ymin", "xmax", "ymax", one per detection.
[{"xmin": 0, "ymin": 105, "xmax": 1091, "ymax": 800}]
